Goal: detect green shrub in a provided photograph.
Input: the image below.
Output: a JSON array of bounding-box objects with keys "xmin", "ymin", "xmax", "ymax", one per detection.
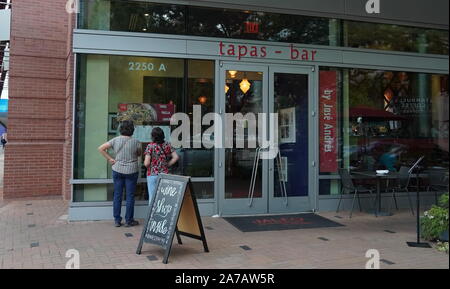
[
  {"xmin": 436, "ymin": 242, "xmax": 449, "ymax": 254},
  {"xmin": 439, "ymin": 193, "xmax": 449, "ymax": 209},
  {"xmin": 421, "ymin": 193, "xmax": 449, "ymax": 241}
]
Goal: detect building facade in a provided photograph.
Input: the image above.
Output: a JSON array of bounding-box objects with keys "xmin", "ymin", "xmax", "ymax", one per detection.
[{"xmin": 4, "ymin": 0, "xmax": 449, "ymax": 220}]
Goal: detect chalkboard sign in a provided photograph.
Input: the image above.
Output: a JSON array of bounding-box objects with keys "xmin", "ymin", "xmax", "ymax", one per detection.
[{"xmin": 136, "ymin": 174, "xmax": 209, "ymax": 264}]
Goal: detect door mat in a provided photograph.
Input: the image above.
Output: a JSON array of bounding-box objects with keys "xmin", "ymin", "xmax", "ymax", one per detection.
[{"xmin": 224, "ymin": 213, "xmax": 344, "ymax": 232}]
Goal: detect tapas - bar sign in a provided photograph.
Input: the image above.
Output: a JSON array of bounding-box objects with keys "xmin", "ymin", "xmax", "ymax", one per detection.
[
  {"xmin": 319, "ymin": 71, "xmax": 338, "ymax": 173},
  {"xmin": 219, "ymin": 41, "xmax": 317, "ymax": 61}
]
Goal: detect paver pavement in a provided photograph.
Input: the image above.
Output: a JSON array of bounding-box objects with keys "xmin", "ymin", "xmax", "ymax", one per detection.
[{"xmin": 0, "ymin": 198, "xmax": 448, "ymax": 269}]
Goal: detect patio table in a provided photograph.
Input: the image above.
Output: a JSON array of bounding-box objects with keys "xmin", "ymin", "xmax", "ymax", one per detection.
[{"xmin": 351, "ymin": 171, "xmax": 400, "ymax": 217}]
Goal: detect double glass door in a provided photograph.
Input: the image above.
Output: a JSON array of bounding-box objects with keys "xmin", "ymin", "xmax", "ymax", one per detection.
[{"xmin": 218, "ymin": 63, "xmax": 315, "ymax": 215}]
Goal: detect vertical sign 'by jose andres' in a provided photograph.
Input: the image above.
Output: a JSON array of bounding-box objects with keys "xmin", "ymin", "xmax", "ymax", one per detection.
[
  {"xmin": 319, "ymin": 71, "xmax": 338, "ymax": 173},
  {"xmin": 136, "ymin": 174, "xmax": 209, "ymax": 264}
]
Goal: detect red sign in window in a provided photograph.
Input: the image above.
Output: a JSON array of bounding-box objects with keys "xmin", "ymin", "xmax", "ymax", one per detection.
[
  {"xmin": 319, "ymin": 71, "xmax": 338, "ymax": 173},
  {"xmin": 244, "ymin": 21, "xmax": 259, "ymax": 34}
]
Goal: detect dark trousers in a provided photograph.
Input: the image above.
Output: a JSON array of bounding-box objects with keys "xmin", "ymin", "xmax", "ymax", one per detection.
[{"xmin": 112, "ymin": 170, "xmax": 139, "ymax": 224}]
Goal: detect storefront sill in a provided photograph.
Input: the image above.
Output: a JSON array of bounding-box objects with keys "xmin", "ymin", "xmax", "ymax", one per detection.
[
  {"xmin": 70, "ymin": 199, "xmax": 215, "ymax": 207},
  {"xmin": 319, "ymin": 191, "xmax": 439, "ymax": 200},
  {"xmin": 71, "ymin": 178, "xmax": 214, "ymax": 185}
]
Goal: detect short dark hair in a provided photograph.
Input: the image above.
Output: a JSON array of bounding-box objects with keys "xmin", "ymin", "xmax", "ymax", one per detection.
[
  {"xmin": 151, "ymin": 127, "xmax": 165, "ymax": 144},
  {"xmin": 119, "ymin": 120, "xmax": 135, "ymax": 136}
]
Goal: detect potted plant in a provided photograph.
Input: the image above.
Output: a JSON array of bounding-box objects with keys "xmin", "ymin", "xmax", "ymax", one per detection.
[{"xmin": 421, "ymin": 193, "xmax": 449, "ymax": 243}]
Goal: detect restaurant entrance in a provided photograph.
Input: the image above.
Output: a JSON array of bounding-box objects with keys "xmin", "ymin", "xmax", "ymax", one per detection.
[{"xmin": 218, "ymin": 62, "xmax": 316, "ymax": 215}]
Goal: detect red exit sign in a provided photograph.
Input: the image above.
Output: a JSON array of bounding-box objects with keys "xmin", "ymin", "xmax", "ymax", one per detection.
[{"xmin": 244, "ymin": 21, "xmax": 259, "ymax": 34}]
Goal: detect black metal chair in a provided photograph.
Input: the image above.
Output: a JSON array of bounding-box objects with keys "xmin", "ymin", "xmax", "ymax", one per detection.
[
  {"xmin": 336, "ymin": 169, "xmax": 375, "ymax": 218},
  {"xmin": 386, "ymin": 166, "xmax": 415, "ymax": 215},
  {"xmin": 427, "ymin": 170, "xmax": 448, "ymax": 204}
]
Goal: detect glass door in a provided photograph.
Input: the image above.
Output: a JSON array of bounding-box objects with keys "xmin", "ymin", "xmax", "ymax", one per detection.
[
  {"xmin": 269, "ymin": 66, "xmax": 314, "ymax": 213},
  {"xmin": 218, "ymin": 63, "xmax": 315, "ymax": 216},
  {"xmin": 219, "ymin": 63, "xmax": 269, "ymax": 215}
]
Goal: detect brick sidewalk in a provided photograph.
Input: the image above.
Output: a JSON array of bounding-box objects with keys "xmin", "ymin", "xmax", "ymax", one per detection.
[{"xmin": 0, "ymin": 198, "xmax": 448, "ymax": 269}]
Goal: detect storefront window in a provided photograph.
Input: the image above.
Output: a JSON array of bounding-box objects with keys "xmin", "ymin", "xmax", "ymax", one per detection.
[
  {"xmin": 79, "ymin": 0, "xmax": 334, "ymax": 46},
  {"xmin": 320, "ymin": 68, "xmax": 449, "ymax": 194},
  {"xmin": 110, "ymin": 1, "xmax": 185, "ymax": 34},
  {"xmin": 73, "ymin": 183, "xmax": 148, "ymax": 202},
  {"xmin": 344, "ymin": 21, "xmax": 449, "ymax": 55},
  {"xmin": 74, "ymin": 54, "xmax": 215, "ymax": 201},
  {"xmin": 78, "ymin": 1, "xmax": 447, "ymax": 55},
  {"xmin": 79, "ymin": 0, "xmax": 185, "ymax": 33},
  {"xmin": 319, "ymin": 67, "xmax": 449, "ymax": 195},
  {"xmin": 188, "ymin": 7, "xmax": 333, "ymax": 45}
]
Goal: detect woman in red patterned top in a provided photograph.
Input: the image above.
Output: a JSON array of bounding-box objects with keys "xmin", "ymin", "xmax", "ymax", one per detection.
[{"xmin": 144, "ymin": 127, "xmax": 179, "ymax": 205}]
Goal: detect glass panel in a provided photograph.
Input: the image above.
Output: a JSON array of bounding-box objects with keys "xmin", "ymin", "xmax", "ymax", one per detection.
[
  {"xmin": 110, "ymin": 56, "xmax": 184, "ymax": 181},
  {"xmin": 319, "ymin": 67, "xmax": 449, "ymax": 195},
  {"xmin": 273, "ymin": 73, "xmax": 309, "ymax": 197},
  {"xmin": 191, "ymin": 182, "xmax": 215, "ymax": 199},
  {"xmin": 79, "ymin": 0, "xmax": 112, "ymax": 31},
  {"xmin": 225, "ymin": 70, "xmax": 263, "ymax": 199},
  {"xmin": 344, "ymin": 20, "xmax": 448, "ymax": 55},
  {"xmin": 73, "ymin": 183, "xmax": 148, "ymax": 202},
  {"xmin": 319, "ymin": 179, "xmax": 340, "ymax": 196},
  {"xmin": 111, "ymin": 1, "xmax": 185, "ymax": 34},
  {"xmin": 184, "ymin": 60, "xmax": 215, "ymax": 178},
  {"xmin": 188, "ymin": 6, "xmax": 332, "ymax": 45},
  {"xmin": 80, "ymin": 0, "xmax": 185, "ymax": 33},
  {"xmin": 74, "ymin": 55, "xmax": 215, "ymax": 201},
  {"xmin": 78, "ymin": 1, "xmax": 448, "ymax": 55},
  {"xmin": 348, "ymin": 70, "xmax": 449, "ymax": 170}
]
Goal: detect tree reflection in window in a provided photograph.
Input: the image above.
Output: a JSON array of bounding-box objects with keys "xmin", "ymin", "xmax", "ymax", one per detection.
[
  {"xmin": 110, "ymin": 1, "xmax": 185, "ymax": 34},
  {"xmin": 345, "ymin": 21, "xmax": 448, "ymax": 55},
  {"xmin": 81, "ymin": 1, "xmax": 448, "ymax": 55},
  {"xmin": 188, "ymin": 7, "xmax": 331, "ymax": 45}
]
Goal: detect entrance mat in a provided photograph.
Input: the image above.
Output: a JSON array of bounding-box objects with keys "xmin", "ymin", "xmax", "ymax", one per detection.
[{"xmin": 224, "ymin": 213, "xmax": 344, "ymax": 232}]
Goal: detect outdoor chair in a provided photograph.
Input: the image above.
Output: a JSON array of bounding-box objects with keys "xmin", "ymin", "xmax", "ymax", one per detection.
[
  {"xmin": 386, "ymin": 166, "xmax": 415, "ymax": 215},
  {"xmin": 427, "ymin": 170, "xmax": 448, "ymax": 205},
  {"xmin": 336, "ymin": 169, "xmax": 376, "ymax": 218}
]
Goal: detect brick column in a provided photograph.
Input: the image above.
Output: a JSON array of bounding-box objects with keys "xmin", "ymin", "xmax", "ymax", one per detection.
[{"xmin": 4, "ymin": 0, "xmax": 73, "ymax": 199}]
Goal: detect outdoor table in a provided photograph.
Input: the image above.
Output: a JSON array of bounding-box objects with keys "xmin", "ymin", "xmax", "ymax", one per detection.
[{"xmin": 351, "ymin": 171, "xmax": 400, "ymax": 217}]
